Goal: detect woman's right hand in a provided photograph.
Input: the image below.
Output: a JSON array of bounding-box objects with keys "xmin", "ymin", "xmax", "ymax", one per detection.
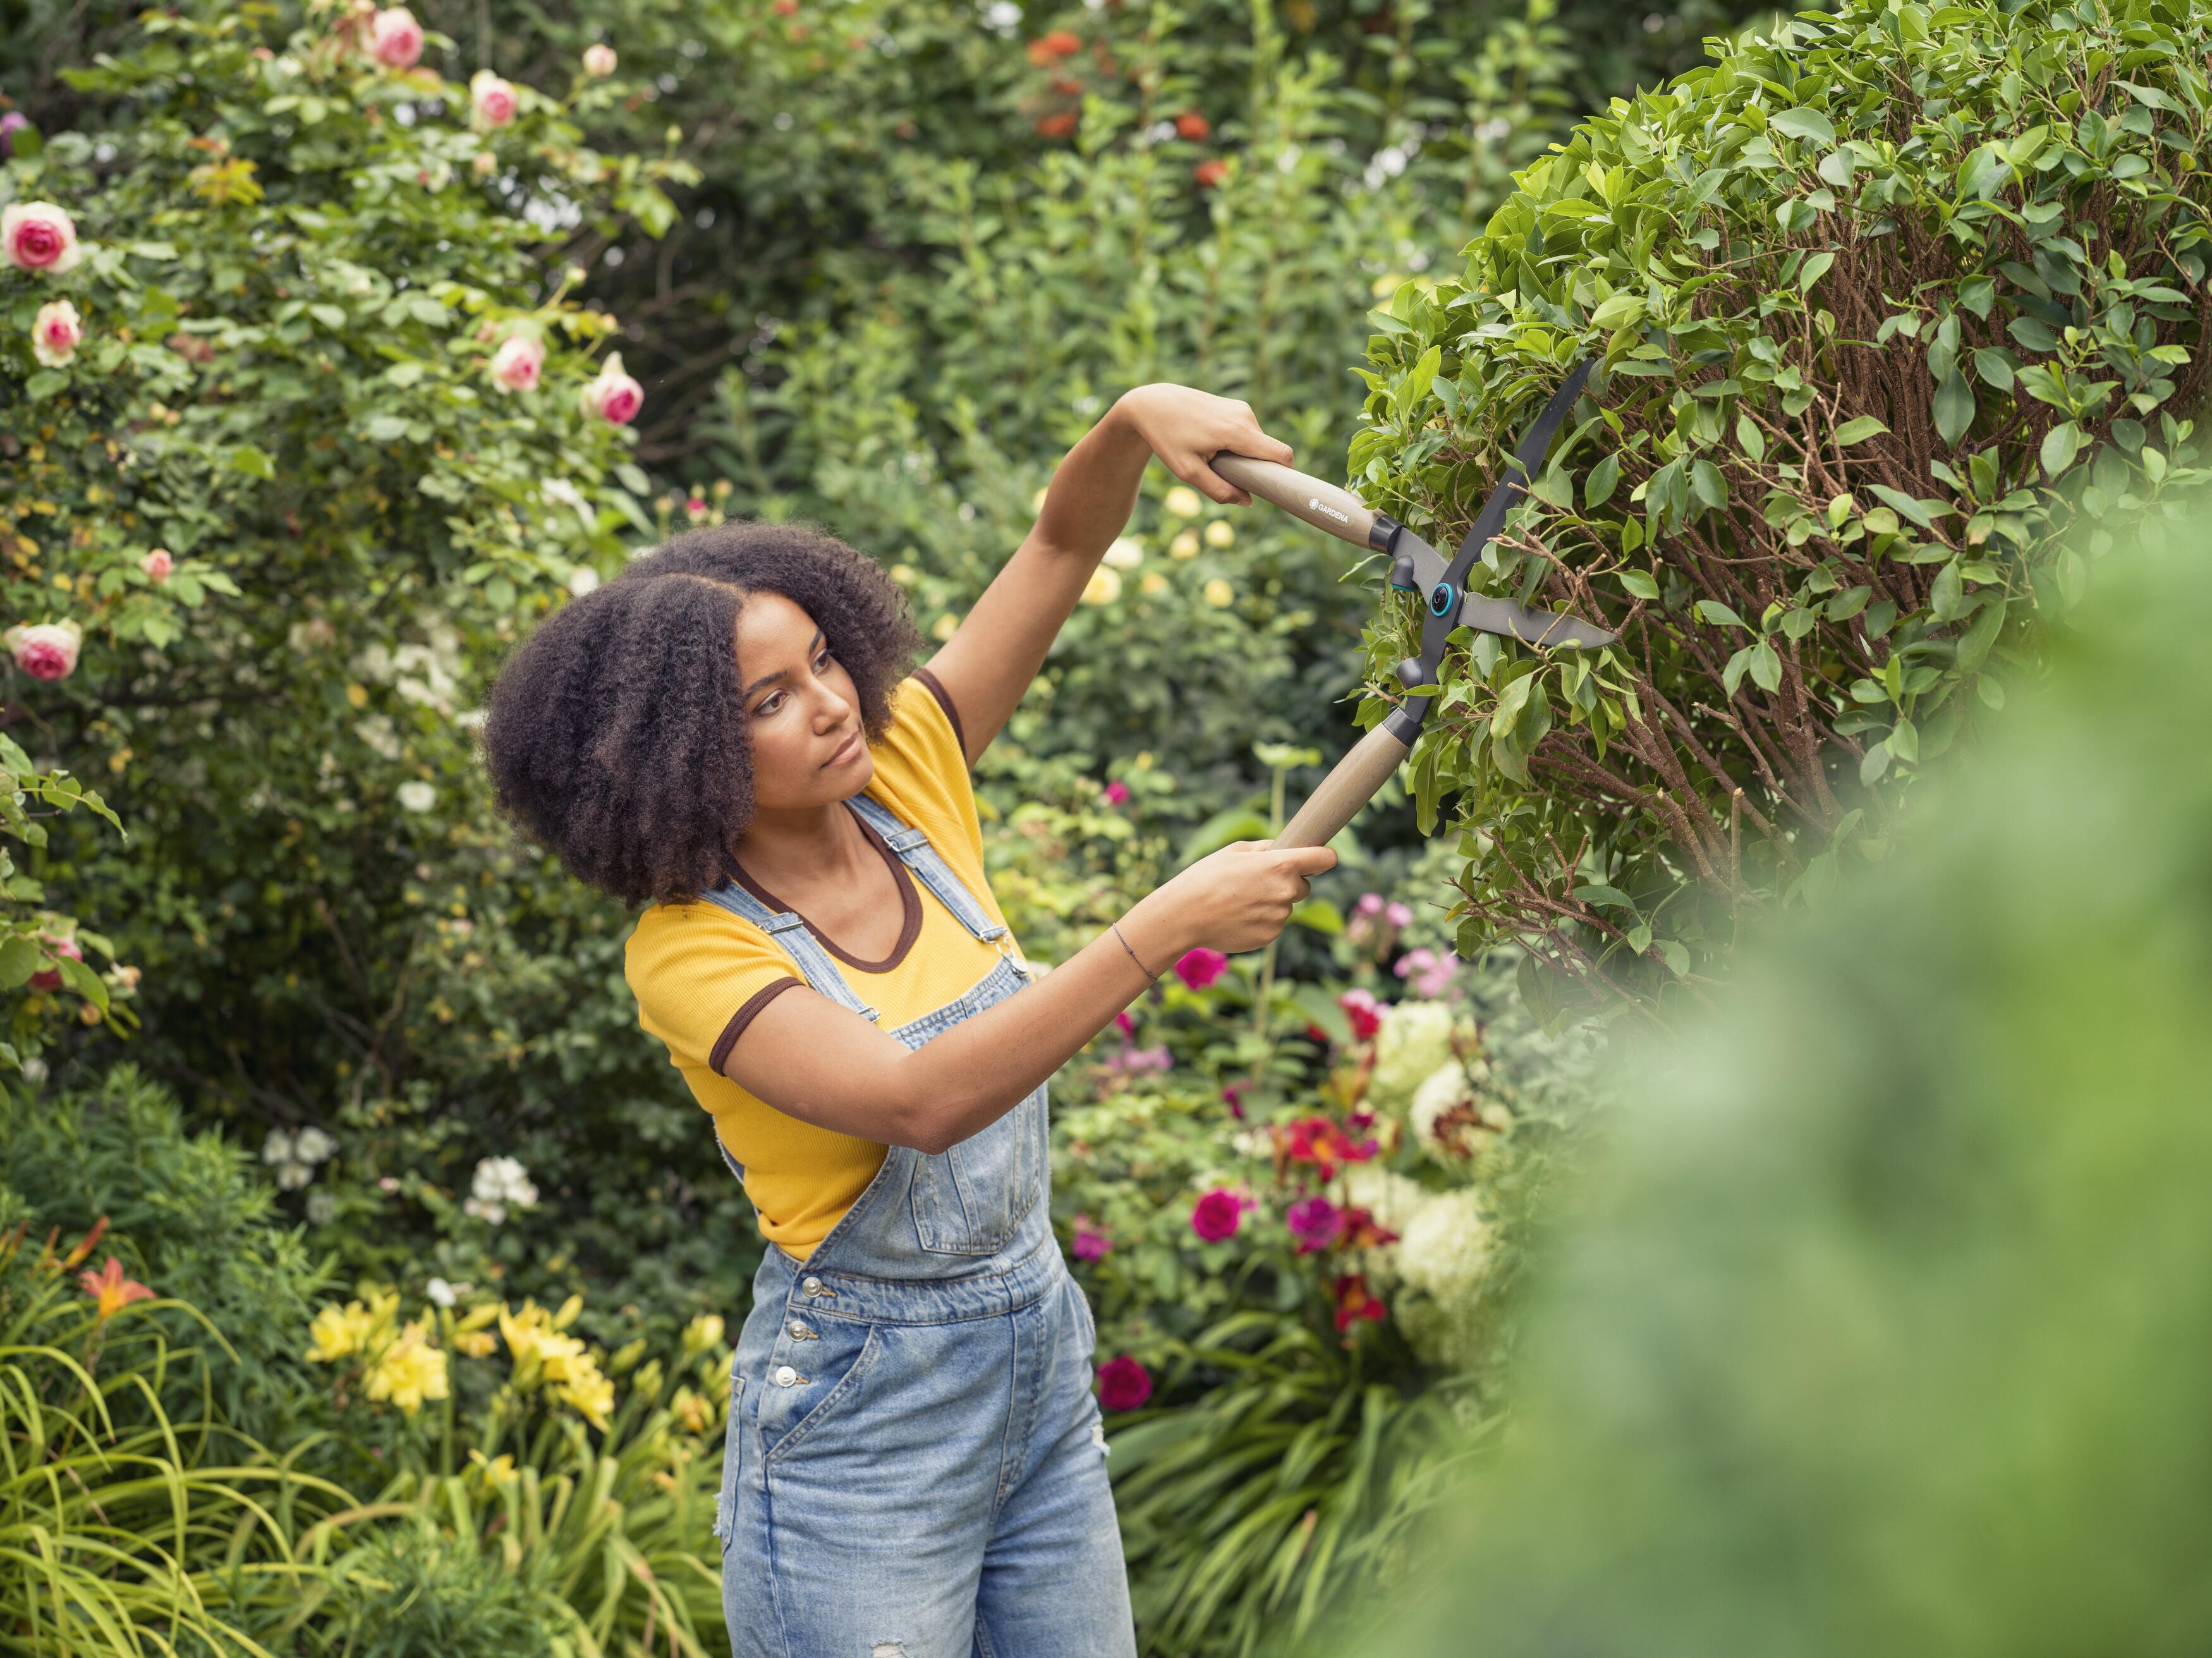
[{"xmin": 1137, "ymin": 839, "xmax": 1340, "ymax": 958}]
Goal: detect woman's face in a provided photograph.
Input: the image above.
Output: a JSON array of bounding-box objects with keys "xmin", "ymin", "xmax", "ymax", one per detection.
[{"xmin": 732, "ymin": 589, "xmax": 874, "ymax": 812}]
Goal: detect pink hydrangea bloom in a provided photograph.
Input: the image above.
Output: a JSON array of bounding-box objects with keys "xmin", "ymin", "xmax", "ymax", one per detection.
[
  {"xmin": 1173, "ymin": 946, "xmax": 1228, "ymax": 990},
  {"xmin": 1190, "ymin": 1188, "xmax": 1243, "ymax": 1242},
  {"xmin": 3, "ymin": 202, "xmax": 83, "ymax": 274},
  {"xmin": 1353, "ymin": 892, "xmax": 1385, "ymax": 917},
  {"xmin": 368, "ymin": 7, "xmax": 423, "ymax": 69}
]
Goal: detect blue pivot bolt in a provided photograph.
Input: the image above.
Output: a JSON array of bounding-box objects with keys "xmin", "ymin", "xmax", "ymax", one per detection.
[{"xmin": 1428, "ymin": 581, "xmax": 1457, "ymax": 618}]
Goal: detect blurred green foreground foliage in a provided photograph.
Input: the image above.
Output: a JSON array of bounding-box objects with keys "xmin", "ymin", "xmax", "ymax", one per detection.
[{"xmin": 1338, "ymin": 495, "xmax": 2212, "ymax": 1656}]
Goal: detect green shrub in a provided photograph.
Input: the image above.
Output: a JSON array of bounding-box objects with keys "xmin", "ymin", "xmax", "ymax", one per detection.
[
  {"xmin": 1340, "ymin": 496, "xmax": 2212, "ymax": 1653},
  {"xmin": 1349, "ymin": 0, "xmax": 2212, "ymax": 1020}
]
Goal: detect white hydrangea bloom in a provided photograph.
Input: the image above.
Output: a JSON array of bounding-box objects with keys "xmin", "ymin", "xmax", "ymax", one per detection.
[
  {"xmin": 1396, "ymin": 1188, "xmax": 1495, "ymax": 1303},
  {"xmin": 262, "ymin": 1128, "xmax": 316, "ymax": 1190},
  {"xmin": 1366, "ymin": 1001, "xmax": 1457, "ymax": 1112},
  {"xmin": 295, "ymin": 1126, "xmax": 338, "ymax": 1164},
  {"xmin": 465, "ymin": 1155, "xmax": 540, "ymax": 1226},
  {"xmin": 1337, "ymin": 1165, "xmax": 1428, "ymax": 1236},
  {"xmin": 356, "ymin": 716, "xmax": 402, "ymax": 760},
  {"xmin": 396, "ymin": 781, "xmax": 437, "ymax": 814}
]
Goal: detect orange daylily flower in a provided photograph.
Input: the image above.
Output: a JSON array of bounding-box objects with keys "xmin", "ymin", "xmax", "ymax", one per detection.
[{"xmin": 79, "ymin": 1256, "xmax": 154, "ymax": 1320}]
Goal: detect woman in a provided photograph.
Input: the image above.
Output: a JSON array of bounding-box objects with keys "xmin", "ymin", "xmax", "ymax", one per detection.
[{"xmin": 480, "ymin": 384, "xmax": 1337, "ymax": 1657}]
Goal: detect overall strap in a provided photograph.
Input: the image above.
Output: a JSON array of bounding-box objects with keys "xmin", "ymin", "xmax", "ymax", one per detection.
[
  {"xmin": 845, "ymin": 793, "xmax": 1011, "ymax": 949},
  {"xmin": 693, "ymin": 880, "xmax": 882, "ymax": 1025}
]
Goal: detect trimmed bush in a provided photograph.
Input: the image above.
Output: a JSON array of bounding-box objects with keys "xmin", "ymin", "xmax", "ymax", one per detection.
[{"xmin": 1348, "ymin": 0, "xmax": 2212, "ymax": 1018}]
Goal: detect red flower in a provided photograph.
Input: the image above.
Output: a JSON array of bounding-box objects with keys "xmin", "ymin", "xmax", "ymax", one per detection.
[
  {"xmin": 1035, "ymin": 112, "xmax": 1078, "ymax": 137},
  {"xmin": 1332, "ymin": 1272, "xmax": 1387, "ymax": 1334},
  {"xmin": 78, "ymin": 1256, "xmax": 154, "ymax": 1320},
  {"xmin": 1277, "ymin": 1115, "xmax": 1378, "ymax": 1175},
  {"xmin": 1104, "ymin": 779, "xmax": 1131, "ymax": 807},
  {"xmin": 1026, "ymin": 29, "xmax": 1081, "ymax": 65},
  {"xmin": 1194, "ymin": 159, "xmax": 1229, "ymax": 188},
  {"xmin": 1303, "ymin": 1022, "xmax": 1330, "ymax": 1047},
  {"xmin": 1222, "ymin": 1080, "xmax": 1247, "ymax": 1121},
  {"xmin": 773, "ymin": 0, "xmax": 798, "ymax": 13},
  {"xmin": 28, "ymin": 934, "xmax": 81, "ymax": 992},
  {"xmin": 1174, "ymin": 947, "xmax": 1228, "ymax": 990},
  {"xmin": 1097, "ymin": 1355, "xmax": 1152, "ymax": 1412},
  {"xmin": 1051, "ymin": 75, "xmax": 1085, "ymax": 94},
  {"xmin": 1174, "ymin": 110, "xmax": 1211, "ymax": 140},
  {"xmin": 1191, "ymin": 1188, "xmax": 1243, "ymax": 1242},
  {"xmin": 1338, "ymin": 987, "xmax": 1383, "ymax": 1040}
]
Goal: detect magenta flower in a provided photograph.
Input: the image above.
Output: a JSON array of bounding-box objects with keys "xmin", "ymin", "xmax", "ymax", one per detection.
[
  {"xmin": 1393, "ymin": 947, "xmax": 1460, "ymax": 998},
  {"xmin": 1338, "ymin": 987, "xmax": 1383, "ymax": 1040},
  {"xmin": 1104, "ymin": 779, "xmax": 1131, "ymax": 806},
  {"xmin": 1174, "ymin": 947, "xmax": 1228, "ymax": 990},
  {"xmin": 1105, "ymin": 1044, "xmax": 1172, "ymax": 1075},
  {"xmin": 1385, "ymin": 901, "xmax": 1413, "ymax": 929},
  {"xmin": 1097, "ymin": 1355, "xmax": 1153, "ymax": 1413},
  {"xmin": 1222, "ymin": 1081, "xmax": 1247, "ymax": 1120},
  {"xmin": 1191, "ymin": 1188, "xmax": 1243, "ymax": 1242},
  {"xmin": 1071, "ymin": 1215, "xmax": 1110, "ymax": 1262},
  {"xmin": 1286, "ymin": 1197, "xmax": 1346, "ymax": 1253},
  {"xmin": 1114, "ymin": 1010, "xmax": 1136, "ymax": 1037}
]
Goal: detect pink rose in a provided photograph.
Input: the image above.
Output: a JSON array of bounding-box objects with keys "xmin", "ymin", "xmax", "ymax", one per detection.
[
  {"xmin": 1385, "ymin": 901, "xmax": 1413, "ymax": 929},
  {"xmin": 1172, "ymin": 946, "xmax": 1227, "ymax": 991},
  {"xmin": 489, "ymin": 333, "xmax": 543, "ymax": 393},
  {"xmin": 1190, "ymin": 1187, "xmax": 1243, "ymax": 1242},
  {"xmin": 1353, "ymin": 892, "xmax": 1384, "ymax": 917},
  {"xmin": 28, "ymin": 934, "xmax": 82, "ymax": 992},
  {"xmin": 368, "ymin": 7, "xmax": 423, "ymax": 69},
  {"xmin": 1095, "ymin": 1355, "xmax": 1152, "ymax": 1413},
  {"xmin": 470, "ymin": 69, "xmax": 518, "ymax": 127},
  {"xmin": 31, "ymin": 298, "xmax": 82, "ymax": 368},
  {"xmin": 140, "ymin": 548, "xmax": 173, "ymax": 584},
  {"xmin": 6, "ymin": 620, "xmax": 82, "ymax": 681},
  {"xmin": 578, "ymin": 351, "xmax": 643, "ymax": 424},
  {"xmin": 582, "ymin": 42, "xmax": 617, "ymax": 76},
  {"xmin": 3, "ymin": 202, "xmax": 83, "ymax": 274},
  {"xmin": 1103, "ymin": 779, "xmax": 1130, "ymax": 807},
  {"xmin": 1113, "ymin": 1010, "xmax": 1135, "ymax": 1037}
]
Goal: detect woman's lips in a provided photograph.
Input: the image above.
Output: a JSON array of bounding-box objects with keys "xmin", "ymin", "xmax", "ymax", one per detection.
[{"xmin": 823, "ymin": 730, "xmax": 862, "ymax": 767}]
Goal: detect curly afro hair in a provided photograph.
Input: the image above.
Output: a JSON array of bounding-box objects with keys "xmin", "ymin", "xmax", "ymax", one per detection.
[{"xmin": 480, "ymin": 520, "xmax": 925, "ymax": 906}]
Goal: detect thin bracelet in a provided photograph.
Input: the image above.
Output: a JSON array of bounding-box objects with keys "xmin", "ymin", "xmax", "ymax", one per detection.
[{"xmin": 1111, "ymin": 921, "xmax": 1160, "ymax": 984}]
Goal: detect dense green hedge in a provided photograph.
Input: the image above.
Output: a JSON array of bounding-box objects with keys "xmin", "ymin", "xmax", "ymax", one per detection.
[{"xmin": 1348, "ymin": 0, "xmax": 2212, "ymax": 1020}]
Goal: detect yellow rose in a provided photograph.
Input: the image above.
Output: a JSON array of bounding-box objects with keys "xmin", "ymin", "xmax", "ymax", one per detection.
[
  {"xmin": 889, "ymin": 563, "xmax": 917, "ymax": 585},
  {"xmin": 1102, "ymin": 537, "xmax": 1143, "ymax": 570},
  {"xmin": 1204, "ymin": 520, "xmax": 1235, "ymax": 549},
  {"xmin": 1204, "ymin": 578, "xmax": 1235, "ymax": 608},
  {"xmin": 932, "ymin": 613, "xmax": 959, "ymax": 642},
  {"xmin": 1139, "ymin": 571, "xmax": 1169, "ymax": 596},
  {"xmin": 1163, "ymin": 485, "xmax": 1205, "ymax": 520},
  {"xmin": 1081, "ymin": 568, "xmax": 1122, "ymax": 606},
  {"xmin": 1170, "ymin": 530, "xmax": 1201, "ymax": 560}
]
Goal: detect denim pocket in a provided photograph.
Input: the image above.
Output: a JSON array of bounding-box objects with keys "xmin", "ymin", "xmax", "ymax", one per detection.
[
  {"xmin": 909, "ymin": 1085, "xmax": 1045, "ymax": 1255},
  {"xmin": 758, "ymin": 1320, "xmax": 884, "ymax": 1465},
  {"xmin": 712, "ymin": 1373, "xmax": 745, "ymax": 1554}
]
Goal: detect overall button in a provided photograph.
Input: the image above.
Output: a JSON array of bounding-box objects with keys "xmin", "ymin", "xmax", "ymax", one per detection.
[
  {"xmin": 787, "ymin": 1320, "xmax": 813, "ymax": 1339},
  {"xmin": 801, "ymin": 1276, "xmax": 822, "ymax": 1295},
  {"xmin": 774, "ymin": 1364, "xmax": 798, "ymax": 1388}
]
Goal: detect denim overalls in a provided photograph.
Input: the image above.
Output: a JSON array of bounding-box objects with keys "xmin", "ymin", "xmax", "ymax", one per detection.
[{"xmin": 699, "ymin": 791, "xmax": 1137, "ymax": 1658}]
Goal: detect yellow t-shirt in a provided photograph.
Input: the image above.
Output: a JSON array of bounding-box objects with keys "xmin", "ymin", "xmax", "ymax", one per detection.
[{"xmin": 624, "ymin": 671, "xmax": 1014, "ymax": 1262}]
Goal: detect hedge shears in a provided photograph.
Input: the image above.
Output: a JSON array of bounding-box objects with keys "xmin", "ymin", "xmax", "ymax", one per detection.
[{"xmin": 1207, "ymin": 358, "xmax": 1613, "ymax": 850}]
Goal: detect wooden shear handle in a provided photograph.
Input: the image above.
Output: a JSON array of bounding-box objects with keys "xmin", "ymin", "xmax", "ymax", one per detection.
[{"xmin": 1208, "ymin": 454, "xmax": 1385, "ymax": 551}]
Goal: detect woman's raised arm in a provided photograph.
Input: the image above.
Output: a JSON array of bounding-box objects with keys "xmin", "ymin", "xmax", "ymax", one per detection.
[{"xmin": 918, "ymin": 383, "xmax": 1295, "ymax": 768}]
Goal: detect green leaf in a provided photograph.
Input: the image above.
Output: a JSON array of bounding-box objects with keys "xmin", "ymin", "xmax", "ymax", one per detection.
[
  {"xmin": 229, "ymin": 444, "xmax": 276, "ymax": 480},
  {"xmin": 1689, "ymin": 460, "xmax": 1727, "ymax": 514},
  {"xmin": 1735, "ymin": 413, "xmax": 1766, "ymax": 464},
  {"xmin": 1696, "ymin": 599, "xmax": 1747, "ymax": 629},
  {"xmin": 1591, "ymin": 293, "xmax": 1647, "ymax": 331},
  {"xmin": 1929, "ymin": 559, "xmax": 1964, "ymax": 622},
  {"xmin": 1867, "ymin": 485, "xmax": 1944, "ymax": 528},
  {"xmin": 1932, "ymin": 373, "xmax": 1975, "ymax": 446},
  {"xmin": 2117, "ymin": 80, "xmax": 2182, "ymax": 114},
  {"xmin": 1956, "ymin": 594, "xmax": 2007, "ymax": 671},
  {"xmin": 1971, "ymin": 348, "xmax": 2016, "ymax": 392},
  {"xmin": 1957, "ymin": 142, "xmax": 2010, "ymax": 199},
  {"xmin": 1770, "ymin": 107, "xmax": 1835, "ymax": 145},
  {"xmin": 1398, "ymin": 345, "xmax": 1442, "ymax": 417},
  {"xmin": 0, "ymin": 937, "xmax": 39, "ymax": 989},
  {"xmin": 1748, "ymin": 640, "xmax": 1782, "ymax": 693},
  {"xmin": 2009, "ymin": 317, "xmax": 2060, "ymax": 353},
  {"xmin": 1835, "ymin": 416, "xmax": 1890, "ymax": 447},
  {"xmin": 24, "ymin": 370, "xmax": 67, "ymax": 401},
  {"xmin": 2039, "ymin": 421, "xmax": 2083, "ymax": 477},
  {"xmin": 1288, "ymin": 899, "xmax": 1344, "ymax": 936},
  {"xmin": 1798, "ymin": 250, "xmax": 1835, "ymax": 295},
  {"xmin": 1584, "ymin": 453, "xmax": 1621, "ymax": 509},
  {"xmin": 1618, "ymin": 569, "xmax": 1660, "ymax": 601}
]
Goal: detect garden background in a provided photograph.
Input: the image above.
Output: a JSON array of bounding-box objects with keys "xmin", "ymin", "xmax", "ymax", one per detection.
[{"xmin": 4, "ymin": 0, "xmax": 2208, "ymax": 1651}]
